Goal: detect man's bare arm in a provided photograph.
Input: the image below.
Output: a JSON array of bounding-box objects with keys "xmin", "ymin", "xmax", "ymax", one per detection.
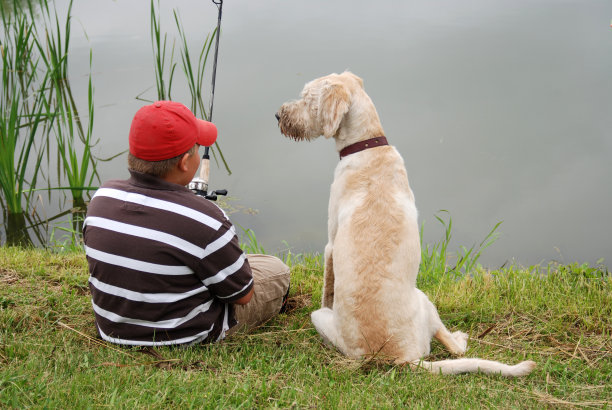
[{"xmin": 232, "ymin": 287, "xmax": 254, "ymax": 305}]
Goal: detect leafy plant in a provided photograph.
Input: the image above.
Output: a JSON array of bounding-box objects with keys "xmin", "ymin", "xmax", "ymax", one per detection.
[
  {"xmin": 419, "ymin": 210, "xmax": 502, "ymax": 285},
  {"xmin": 239, "ymin": 226, "xmax": 266, "ymax": 254}
]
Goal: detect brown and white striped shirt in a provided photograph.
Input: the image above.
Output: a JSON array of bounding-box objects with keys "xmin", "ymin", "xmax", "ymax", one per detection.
[{"xmin": 83, "ymin": 171, "xmax": 253, "ymax": 346}]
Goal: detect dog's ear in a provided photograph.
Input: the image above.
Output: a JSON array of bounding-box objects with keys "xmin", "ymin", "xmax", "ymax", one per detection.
[
  {"xmin": 320, "ymin": 83, "xmax": 350, "ymax": 139},
  {"xmin": 342, "ymin": 71, "xmax": 364, "ymax": 89}
]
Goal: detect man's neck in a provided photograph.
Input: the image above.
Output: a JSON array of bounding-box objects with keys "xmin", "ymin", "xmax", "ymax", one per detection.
[{"xmin": 161, "ymin": 170, "xmax": 189, "ymax": 186}]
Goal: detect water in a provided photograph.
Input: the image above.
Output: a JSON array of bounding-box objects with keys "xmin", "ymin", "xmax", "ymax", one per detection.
[{"xmin": 9, "ymin": 0, "xmax": 612, "ymax": 267}]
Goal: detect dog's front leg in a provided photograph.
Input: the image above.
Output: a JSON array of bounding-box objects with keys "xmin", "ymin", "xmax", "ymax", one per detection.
[
  {"xmin": 434, "ymin": 327, "xmax": 469, "ymax": 356},
  {"xmin": 322, "ymin": 243, "xmax": 335, "ymax": 308}
]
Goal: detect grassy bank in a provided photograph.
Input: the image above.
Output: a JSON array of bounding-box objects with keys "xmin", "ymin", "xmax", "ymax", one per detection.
[{"xmin": 0, "ymin": 247, "xmax": 610, "ymax": 408}]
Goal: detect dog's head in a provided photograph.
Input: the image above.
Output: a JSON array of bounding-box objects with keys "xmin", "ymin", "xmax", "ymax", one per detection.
[{"xmin": 276, "ymin": 71, "xmax": 368, "ymax": 142}]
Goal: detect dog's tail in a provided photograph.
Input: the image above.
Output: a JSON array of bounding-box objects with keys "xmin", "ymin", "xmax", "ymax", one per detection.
[{"xmin": 412, "ymin": 358, "xmax": 536, "ymax": 377}]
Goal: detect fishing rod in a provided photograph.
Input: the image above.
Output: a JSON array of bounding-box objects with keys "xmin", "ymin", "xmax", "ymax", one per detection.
[{"xmin": 189, "ymin": 0, "xmax": 227, "ymax": 201}]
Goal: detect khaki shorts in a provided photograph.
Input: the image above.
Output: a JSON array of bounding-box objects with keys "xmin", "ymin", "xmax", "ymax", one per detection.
[{"xmin": 228, "ymin": 254, "xmax": 290, "ymax": 335}]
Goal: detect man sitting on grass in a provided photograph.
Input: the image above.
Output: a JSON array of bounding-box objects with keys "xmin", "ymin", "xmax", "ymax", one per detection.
[{"xmin": 83, "ymin": 100, "xmax": 290, "ymax": 346}]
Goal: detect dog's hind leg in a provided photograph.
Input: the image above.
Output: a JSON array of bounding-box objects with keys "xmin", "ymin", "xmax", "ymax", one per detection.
[
  {"xmin": 418, "ymin": 289, "xmax": 468, "ymax": 355},
  {"xmin": 311, "ymin": 307, "xmax": 348, "ymax": 355},
  {"xmin": 321, "ymin": 244, "xmax": 335, "ymax": 308}
]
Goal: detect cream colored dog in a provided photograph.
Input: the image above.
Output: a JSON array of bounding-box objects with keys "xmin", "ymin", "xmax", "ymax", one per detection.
[{"xmin": 276, "ymin": 71, "xmax": 535, "ymax": 377}]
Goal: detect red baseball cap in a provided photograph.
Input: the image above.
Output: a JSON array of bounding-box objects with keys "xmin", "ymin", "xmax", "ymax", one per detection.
[{"xmin": 129, "ymin": 101, "xmax": 217, "ymax": 161}]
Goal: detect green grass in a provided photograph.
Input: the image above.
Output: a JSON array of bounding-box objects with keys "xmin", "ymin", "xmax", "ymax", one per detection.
[{"xmin": 0, "ymin": 246, "xmax": 610, "ymax": 408}]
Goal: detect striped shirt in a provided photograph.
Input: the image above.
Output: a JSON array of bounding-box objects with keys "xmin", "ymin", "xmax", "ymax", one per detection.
[{"xmin": 83, "ymin": 171, "xmax": 253, "ymax": 346}]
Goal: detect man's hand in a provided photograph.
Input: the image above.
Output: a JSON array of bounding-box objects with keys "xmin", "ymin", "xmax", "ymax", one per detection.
[{"xmin": 232, "ymin": 287, "xmax": 254, "ymax": 305}]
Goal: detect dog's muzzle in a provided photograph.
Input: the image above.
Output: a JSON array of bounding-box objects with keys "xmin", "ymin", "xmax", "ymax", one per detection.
[{"xmin": 275, "ymin": 113, "xmax": 280, "ymax": 122}]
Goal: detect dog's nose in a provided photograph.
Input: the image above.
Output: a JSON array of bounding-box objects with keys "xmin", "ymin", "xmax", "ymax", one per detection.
[{"xmin": 275, "ymin": 113, "xmax": 280, "ymax": 122}]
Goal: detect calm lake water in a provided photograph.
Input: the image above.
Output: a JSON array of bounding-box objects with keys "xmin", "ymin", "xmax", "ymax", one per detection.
[{"xmin": 11, "ymin": 0, "xmax": 612, "ymax": 267}]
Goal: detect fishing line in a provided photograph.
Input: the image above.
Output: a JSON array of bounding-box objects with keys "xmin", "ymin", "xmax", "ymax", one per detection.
[{"xmin": 190, "ymin": 0, "xmax": 226, "ymax": 200}]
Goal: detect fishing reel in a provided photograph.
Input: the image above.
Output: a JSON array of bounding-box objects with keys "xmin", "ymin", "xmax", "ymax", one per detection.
[
  {"xmin": 189, "ymin": 178, "xmax": 227, "ymax": 201},
  {"xmin": 188, "ymin": 0, "xmax": 226, "ymax": 202},
  {"xmin": 188, "ymin": 153, "xmax": 227, "ymax": 201}
]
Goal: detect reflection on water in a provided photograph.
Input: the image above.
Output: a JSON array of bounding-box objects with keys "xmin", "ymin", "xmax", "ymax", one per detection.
[
  {"xmin": 3, "ymin": 212, "xmax": 33, "ymax": 247},
  {"xmin": 2, "ymin": 0, "xmax": 611, "ymax": 267},
  {"xmin": 1, "ymin": 205, "xmax": 86, "ymax": 248}
]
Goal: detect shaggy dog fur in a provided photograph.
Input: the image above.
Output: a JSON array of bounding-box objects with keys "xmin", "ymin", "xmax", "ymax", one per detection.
[{"xmin": 276, "ymin": 71, "xmax": 535, "ymax": 376}]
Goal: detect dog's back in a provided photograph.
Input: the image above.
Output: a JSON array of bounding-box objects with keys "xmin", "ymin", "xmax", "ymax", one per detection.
[{"xmin": 329, "ymin": 145, "xmax": 424, "ymax": 359}]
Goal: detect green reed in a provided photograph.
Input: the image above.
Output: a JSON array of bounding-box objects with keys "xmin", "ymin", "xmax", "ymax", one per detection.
[
  {"xmin": 0, "ymin": 3, "xmax": 51, "ymax": 245},
  {"xmin": 173, "ymin": 11, "xmax": 214, "ymax": 120},
  {"xmin": 1, "ymin": 0, "xmax": 101, "ymax": 246},
  {"xmin": 147, "ymin": 0, "xmax": 230, "ymax": 174},
  {"xmin": 149, "ymin": 0, "xmax": 176, "ymax": 101},
  {"xmin": 33, "ymin": 0, "xmax": 99, "ymax": 210},
  {"xmin": 47, "ymin": 51, "xmax": 97, "ymax": 211},
  {"xmin": 174, "ymin": 10, "xmax": 231, "ymax": 174}
]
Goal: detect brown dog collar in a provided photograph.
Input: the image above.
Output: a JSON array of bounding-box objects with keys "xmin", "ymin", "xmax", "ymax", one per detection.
[{"xmin": 339, "ymin": 136, "xmax": 388, "ymax": 159}]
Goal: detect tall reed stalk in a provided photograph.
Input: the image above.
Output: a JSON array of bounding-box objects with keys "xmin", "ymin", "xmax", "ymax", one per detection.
[
  {"xmin": 150, "ymin": 0, "xmax": 176, "ymax": 101},
  {"xmin": 33, "ymin": 0, "xmax": 99, "ymax": 213},
  {"xmin": 0, "ymin": 3, "xmax": 50, "ymax": 245},
  {"xmin": 1, "ymin": 0, "xmax": 101, "ymax": 246},
  {"xmin": 147, "ymin": 0, "xmax": 231, "ymax": 174},
  {"xmin": 174, "ymin": 10, "xmax": 230, "ymax": 174}
]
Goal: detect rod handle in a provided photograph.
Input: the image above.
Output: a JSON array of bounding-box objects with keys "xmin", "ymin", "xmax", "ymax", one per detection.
[{"xmin": 199, "ymin": 155, "xmax": 210, "ymax": 183}]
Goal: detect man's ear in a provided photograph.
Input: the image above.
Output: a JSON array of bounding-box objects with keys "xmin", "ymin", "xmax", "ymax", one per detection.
[
  {"xmin": 320, "ymin": 82, "xmax": 350, "ymax": 139},
  {"xmin": 177, "ymin": 152, "xmax": 191, "ymax": 172}
]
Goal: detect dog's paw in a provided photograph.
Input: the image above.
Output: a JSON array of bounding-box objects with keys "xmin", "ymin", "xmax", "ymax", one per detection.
[{"xmin": 450, "ymin": 331, "xmax": 469, "ymax": 355}]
